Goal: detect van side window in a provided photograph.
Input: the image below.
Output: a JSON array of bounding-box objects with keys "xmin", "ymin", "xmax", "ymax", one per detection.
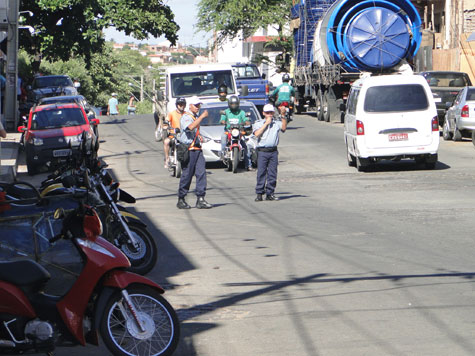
[
  {"xmin": 364, "ymin": 84, "xmax": 428, "ymax": 112},
  {"xmin": 348, "ymin": 88, "xmax": 360, "ymax": 115}
]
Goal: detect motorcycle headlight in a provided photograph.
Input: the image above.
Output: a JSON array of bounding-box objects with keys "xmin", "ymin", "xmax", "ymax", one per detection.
[{"xmin": 231, "ymin": 128, "xmax": 240, "ymax": 138}]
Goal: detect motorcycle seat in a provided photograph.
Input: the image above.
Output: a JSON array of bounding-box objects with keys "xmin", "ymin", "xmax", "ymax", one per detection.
[{"xmin": 0, "ymin": 260, "xmax": 50, "ymax": 289}]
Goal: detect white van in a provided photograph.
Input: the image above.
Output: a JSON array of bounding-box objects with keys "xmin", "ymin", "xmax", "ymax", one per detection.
[
  {"xmin": 162, "ymin": 64, "xmax": 239, "ymax": 115},
  {"xmin": 344, "ymin": 74, "xmax": 439, "ymax": 171}
]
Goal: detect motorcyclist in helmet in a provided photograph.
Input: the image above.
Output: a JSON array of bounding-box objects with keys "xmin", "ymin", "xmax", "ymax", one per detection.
[
  {"xmin": 164, "ymin": 97, "xmax": 186, "ymax": 168},
  {"xmin": 270, "ymin": 73, "xmax": 296, "ymax": 117},
  {"xmin": 220, "ymin": 95, "xmax": 253, "ymax": 171},
  {"xmin": 218, "ymin": 84, "xmax": 228, "ymax": 102}
]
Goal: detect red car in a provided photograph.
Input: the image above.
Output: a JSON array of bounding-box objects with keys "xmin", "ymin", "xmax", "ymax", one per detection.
[{"xmin": 18, "ymin": 103, "xmax": 99, "ymax": 175}]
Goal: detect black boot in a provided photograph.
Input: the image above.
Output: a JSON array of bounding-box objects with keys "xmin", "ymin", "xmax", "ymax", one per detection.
[
  {"xmin": 255, "ymin": 194, "xmax": 263, "ymax": 202},
  {"xmin": 266, "ymin": 194, "xmax": 279, "ymax": 201},
  {"xmin": 177, "ymin": 197, "xmax": 191, "ymax": 209},
  {"xmin": 196, "ymin": 196, "xmax": 212, "ymax": 209}
]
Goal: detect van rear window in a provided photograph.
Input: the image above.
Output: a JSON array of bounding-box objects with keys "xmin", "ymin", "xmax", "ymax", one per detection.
[{"xmin": 364, "ymin": 84, "xmax": 429, "ymax": 112}]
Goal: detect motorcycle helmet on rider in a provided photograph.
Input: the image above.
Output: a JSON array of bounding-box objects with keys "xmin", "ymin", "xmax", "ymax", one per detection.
[
  {"xmin": 228, "ymin": 95, "xmax": 240, "ymax": 111},
  {"xmin": 282, "ymin": 73, "xmax": 291, "ymax": 82},
  {"xmin": 176, "ymin": 97, "xmax": 186, "ymax": 112},
  {"xmin": 218, "ymin": 84, "xmax": 228, "ymax": 102}
]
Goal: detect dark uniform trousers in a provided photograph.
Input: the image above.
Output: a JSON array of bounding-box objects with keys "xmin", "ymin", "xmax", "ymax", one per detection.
[
  {"xmin": 178, "ymin": 150, "xmax": 207, "ymax": 198},
  {"xmin": 255, "ymin": 148, "xmax": 278, "ymax": 195}
]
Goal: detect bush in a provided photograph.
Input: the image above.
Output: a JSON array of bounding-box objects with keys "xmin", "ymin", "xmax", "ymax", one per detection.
[{"xmin": 117, "ymin": 100, "xmax": 153, "ymax": 115}]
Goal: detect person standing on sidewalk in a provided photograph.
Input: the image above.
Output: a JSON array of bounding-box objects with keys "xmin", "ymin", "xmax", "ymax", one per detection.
[
  {"xmin": 177, "ymin": 96, "xmax": 212, "ymax": 209},
  {"xmin": 253, "ymin": 104, "xmax": 287, "ymax": 202}
]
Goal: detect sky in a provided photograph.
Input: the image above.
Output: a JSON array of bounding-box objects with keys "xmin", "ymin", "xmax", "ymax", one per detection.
[{"xmin": 103, "ymin": 0, "xmax": 210, "ymax": 47}]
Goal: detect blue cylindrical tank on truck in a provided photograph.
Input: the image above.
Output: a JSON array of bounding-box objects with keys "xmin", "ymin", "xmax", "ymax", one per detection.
[{"xmin": 291, "ymin": 0, "xmax": 422, "ymax": 122}]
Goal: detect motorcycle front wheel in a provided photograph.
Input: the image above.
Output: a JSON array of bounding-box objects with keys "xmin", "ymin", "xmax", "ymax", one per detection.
[
  {"xmin": 118, "ymin": 222, "xmax": 158, "ymax": 275},
  {"xmin": 232, "ymin": 147, "xmax": 239, "ymax": 173},
  {"xmin": 100, "ymin": 286, "xmax": 180, "ymax": 356}
]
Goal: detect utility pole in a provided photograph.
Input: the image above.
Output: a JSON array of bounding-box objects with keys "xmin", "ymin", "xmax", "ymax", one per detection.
[
  {"xmin": 5, "ymin": 0, "xmax": 18, "ymax": 130},
  {"xmin": 140, "ymin": 75, "xmax": 144, "ymax": 102}
]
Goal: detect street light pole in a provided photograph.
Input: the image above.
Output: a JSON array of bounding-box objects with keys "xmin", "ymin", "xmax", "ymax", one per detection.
[{"xmin": 140, "ymin": 75, "xmax": 144, "ymax": 102}]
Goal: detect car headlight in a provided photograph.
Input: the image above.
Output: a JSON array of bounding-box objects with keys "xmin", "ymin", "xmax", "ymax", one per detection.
[
  {"xmin": 201, "ymin": 135, "xmax": 211, "ymax": 143},
  {"xmin": 30, "ymin": 137, "xmax": 43, "ymax": 146},
  {"xmin": 231, "ymin": 128, "xmax": 240, "ymax": 138}
]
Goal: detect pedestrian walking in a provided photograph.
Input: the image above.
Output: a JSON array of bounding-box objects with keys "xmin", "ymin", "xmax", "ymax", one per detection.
[
  {"xmin": 107, "ymin": 93, "xmax": 119, "ymax": 116},
  {"xmin": 253, "ymin": 103, "xmax": 287, "ymax": 201},
  {"xmin": 177, "ymin": 96, "xmax": 212, "ymax": 209},
  {"xmin": 127, "ymin": 95, "xmax": 136, "ymax": 115}
]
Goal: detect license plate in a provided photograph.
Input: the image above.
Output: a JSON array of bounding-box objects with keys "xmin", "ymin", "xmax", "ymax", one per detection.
[
  {"xmin": 433, "ymin": 97, "xmax": 442, "ymax": 103},
  {"xmin": 388, "ymin": 133, "xmax": 408, "ymax": 142},
  {"xmin": 53, "ymin": 149, "xmax": 72, "ymax": 157}
]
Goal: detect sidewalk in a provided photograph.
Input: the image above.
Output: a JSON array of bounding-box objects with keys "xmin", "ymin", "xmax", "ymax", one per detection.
[{"xmin": 0, "ymin": 133, "xmax": 21, "ymax": 182}]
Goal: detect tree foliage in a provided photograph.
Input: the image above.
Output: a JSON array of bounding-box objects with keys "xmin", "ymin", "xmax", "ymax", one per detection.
[
  {"xmin": 19, "ymin": 0, "xmax": 179, "ymax": 71},
  {"xmin": 196, "ymin": 0, "xmax": 292, "ymax": 48}
]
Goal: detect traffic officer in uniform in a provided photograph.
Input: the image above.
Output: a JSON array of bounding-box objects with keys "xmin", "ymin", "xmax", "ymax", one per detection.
[
  {"xmin": 177, "ymin": 96, "xmax": 213, "ymax": 209},
  {"xmin": 253, "ymin": 103, "xmax": 287, "ymax": 201}
]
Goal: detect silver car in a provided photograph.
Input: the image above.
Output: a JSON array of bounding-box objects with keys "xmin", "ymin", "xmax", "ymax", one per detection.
[
  {"xmin": 198, "ymin": 101, "xmax": 261, "ymax": 162},
  {"xmin": 442, "ymin": 86, "xmax": 475, "ymax": 141}
]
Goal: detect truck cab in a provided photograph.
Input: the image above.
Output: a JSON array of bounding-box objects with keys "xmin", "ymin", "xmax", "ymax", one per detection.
[
  {"xmin": 162, "ymin": 64, "xmax": 238, "ymax": 115},
  {"xmin": 232, "ymin": 63, "xmax": 270, "ymax": 112}
]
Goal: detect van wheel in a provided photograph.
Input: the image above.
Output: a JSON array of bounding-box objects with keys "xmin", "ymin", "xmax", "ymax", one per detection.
[
  {"xmin": 453, "ymin": 125, "xmax": 462, "ymax": 141},
  {"xmin": 346, "ymin": 143, "xmax": 356, "ymax": 167},
  {"xmin": 471, "ymin": 130, "xmax": 475, "ymax": 148},
  {"xmin": 356, "ymin": 157, "xmax": 369, "ymax": 172},
  {"xmin": 442, "ymin": 120, "xmax": 453, "ymax": 141}
]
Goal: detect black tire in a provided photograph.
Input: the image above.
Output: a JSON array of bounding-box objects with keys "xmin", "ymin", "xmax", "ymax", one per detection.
[
  {"xmin": 346, "ymin": 142, "xmax": 356, "ymax": 167},
  {"xmin": 232, "ymin": 147, "xmax": 239, "ymax": 173},
  {"xmin": 118, "ymin": 222, "xmax": 158, "ymax": 275},
  {"xmin": 453, "ymin": 124, "xmax": 462, "ymax": 141},
  {"xmin": 356, "ymin": 157, "xmax": 369, "ymax": 172},
  {"xmin": 100, "ymin": 286, "xmax": 180, "ymax": 356},
  {"xmin": 315, "ymin": 90, "xmax": 323, "ymax": 121},
  {"xmin": 322, "ymin": 91, "xmax": 330, "ymax": 122},
  {"xmin": 442, "ymin": 119, "xmax": 453, "ymax": 141},
  {"xmin": 472, "ymin": 130, "xmax": 475, "ymax": 148}
]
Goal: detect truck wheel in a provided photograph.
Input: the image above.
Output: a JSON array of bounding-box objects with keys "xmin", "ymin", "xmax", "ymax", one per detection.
[
  {"xmin": 315, "ymin": 90, "xmax": 323, "ymax": 121},
  {"xmin": 322, "ymin": 92, "xmax": 330, "ymax": 122},
  {"xmin": 472, "ymin": 130, "xmax": 475, "ymax": 148}
]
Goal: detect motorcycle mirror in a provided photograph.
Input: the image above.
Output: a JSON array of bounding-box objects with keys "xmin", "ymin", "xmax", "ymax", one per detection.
[{"xmin": 54, "ymin": 208, "xmax": 65, "ymax": 219}]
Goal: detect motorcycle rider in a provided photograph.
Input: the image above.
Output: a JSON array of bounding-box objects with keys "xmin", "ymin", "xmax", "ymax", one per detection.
[
  {"xmin": 218, "ymin": 84, "xmax": 228, "ymax": 102},
  {"xmin": 220, "ymin": 95, "xmax": 253, "ymax": 171},
  {"xmin": 270, "ymin": 73, "xmax": 296, "ymax": 119},
  {"xmin": 164, "ymin": 97, "xmax": 186, "ymax": 168}
]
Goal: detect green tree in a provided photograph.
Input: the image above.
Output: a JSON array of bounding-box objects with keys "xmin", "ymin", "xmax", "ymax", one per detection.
[
  {"xmin": 19, "ymin": 0, "xmax": 179, "ymax": 72},
  {"xmin": 196, "ymin": 0, "xmax": 292, "ymax": 50}
]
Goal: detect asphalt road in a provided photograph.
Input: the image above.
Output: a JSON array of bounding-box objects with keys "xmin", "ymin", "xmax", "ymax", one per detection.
[{"xmin": 17, "ymin": 113, "xmax": 475, "ymax": 356}]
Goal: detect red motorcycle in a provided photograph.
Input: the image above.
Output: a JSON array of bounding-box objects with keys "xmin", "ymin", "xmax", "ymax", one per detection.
[{"xmin": 0, "ymin": 204, "xmax": 179, "ymax": 356}]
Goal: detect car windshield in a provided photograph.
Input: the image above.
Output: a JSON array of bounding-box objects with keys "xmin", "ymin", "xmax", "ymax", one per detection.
[
  {"xmin": 423, "ymin": 73, "xmax": 469, "ymax": 88},
  {"xmin": 171, "ymin": 70, "xmax": 235, "ymax": 97},
  {"xmin": 31, "ymin": 108, "xmax": 86, "ymax": 130},
  {"xmin": 233, "ymin": 65, "xmax": 260, "ymax": 79},
  {"xmin": 199, "ymin": 105, "xmax": 260, "ymax": 126},
  {"xmin": 33, "ymin": 77, "xmax": 73, "ymax": 89},
  {"xmin": 364, "ymin": 84, "xmax": 429, "ymax": 112},
  {"xmin": 39, "ymin": 98, "xmax": 79, "ymax": 105}
]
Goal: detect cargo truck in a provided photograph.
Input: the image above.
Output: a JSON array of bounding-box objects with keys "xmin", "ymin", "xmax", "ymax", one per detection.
[{"xmin": 291, "ymin": 0, "xmax": 422, "ymax": 122}]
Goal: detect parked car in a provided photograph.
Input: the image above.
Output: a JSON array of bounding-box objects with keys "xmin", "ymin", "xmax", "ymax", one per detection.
[
  {"xmin": 418, "ymin": 71, "xmax": 472, "ymax": 126},
  {"xmin": 26, "ymin": 75, "xmax": 80, "ymax": 110},
  {"xmin": 18, "ymin": 103, "xmax": 99, "ymax": 175},
  {"xmin": 37, "ymin": 95, "xmax": 99, "ymax": 136},
  {"xmin": 442, "ymin": 86, "xmax": 475, "ymax": 141},
  {"xmin": 344, "ymin": 74, "xmax": 439, "ymax": 171},
  {"xmin": 198, "ymin": 101, "xmax": 261, "ymax": 163}
]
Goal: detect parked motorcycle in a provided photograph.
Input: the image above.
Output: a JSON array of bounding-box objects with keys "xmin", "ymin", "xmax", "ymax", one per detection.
[
  {"xmin": 0, "ymin": 202, "xmax": 179, "ymax": 356},
  {"xmin": 40, "ymin": 161, "xmax": 158, "ymax": 276}
]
